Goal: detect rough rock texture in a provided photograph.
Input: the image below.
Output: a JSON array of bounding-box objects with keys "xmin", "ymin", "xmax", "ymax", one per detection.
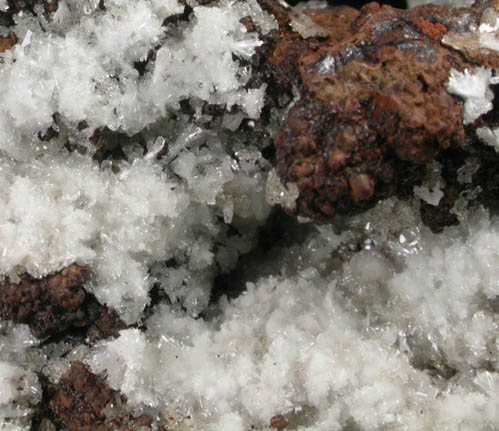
[
  {"xmin": 0, "ymin": 32, "xmax": 16, "ymax": 52},
  {"xmin": 269, "ymin": 414, "xmax": 289, "ymax": 429},
  {"xmin": 49, "ymin": 361, "xmax": 153, "ymax": 431},
  {"xmin": 265, "ymin": 1, "xmax": 495, "ymax": 230},
  {"xmin": 0, "ymin": 265, "xmax": 125, "ymax": 340},
  {"xmin": 0, "ymin": 0, "xmax": 498, "ymax": 430},
  {"xmin": 441, "ymin": 1, "xmax": 499, "ymax": 68}
]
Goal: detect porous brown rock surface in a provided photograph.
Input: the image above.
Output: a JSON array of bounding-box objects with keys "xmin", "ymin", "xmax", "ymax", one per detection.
[
  {"xmin": 48, "ymin": 361, "xmax": 154, "ymax": 431},
  {"xmin": 269, "ymin": 414, "xmax": 289, "ymax": 429},
  {"xmin": 0, "ymin": 31, "xmax": 16, "ymax": 52},
  {"xmin": 0, "ymin": 265, "xmax": 125, "ymax": 340},
  {"xmin": 262, "ymin": 0, "xmax": 499, "ymax": 231}
]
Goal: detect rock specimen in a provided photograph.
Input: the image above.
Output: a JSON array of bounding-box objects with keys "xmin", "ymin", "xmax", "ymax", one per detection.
[
  {"xmin": 0, "ymin": 31, "xmax": 15, "ymax": 51},
  {"xmin": 49, "ymin": 361, "xmax": 154, "ymax": 431},
  {"xmin": 264, "ymin": 0, "xmax": 499, "ymax": 232},
  {"xmin": 0, "ymin": 265, "xmax": 125, "ymax": 340},
  {"xmin": 0, "ymin": 1, "xmax": 498, "ymax": 430}
]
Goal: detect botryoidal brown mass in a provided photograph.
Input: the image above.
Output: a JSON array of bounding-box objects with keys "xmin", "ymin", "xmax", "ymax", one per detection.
[
  {"xmin": 49, "ymin": 361, "xmax": 154, "ymax": 431},
  {"xmin": 262, "ymin": 0, "xmax": 498, "ymax": 230},
  {"xmin": 0, "ymin": 265, "xmax": 125, "ymax": 340}
]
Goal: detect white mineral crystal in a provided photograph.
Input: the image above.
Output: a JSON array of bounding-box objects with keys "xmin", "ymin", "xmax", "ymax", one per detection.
[
  {"xmin": 266, "ymin": 168, "xmax": 300, "ymax": 210},
  {"xmin": 0, "ymin": 0, "xmax": 271, "ymax": 160},
  {"xmin": 0, "ymin": 0, "xmax": 498, "ymax": 430},
  {"xmin": 413, "ymin": 161, "xmax": 445, "ymax": 206},
  {"xmin": 445, "ymin": 67, "xmax": 499, "ymax": 125},
  {"xmin": 478, "ymin": 8, "xmax": 499, "ymax": 52},
  {"xmin": 87, "ymin": 203, "xmax": 499, "ymax": 430},
  {"xmin": 477, "ymin": 126, "xmax": 499, "ymax": 152},
  {"xmin": 0, "ymin": 323, "xmax": 41, "ymax": 429},
  {"xmin": 0, "ymin": 0, "xmax": 274, "ymax": 322}
]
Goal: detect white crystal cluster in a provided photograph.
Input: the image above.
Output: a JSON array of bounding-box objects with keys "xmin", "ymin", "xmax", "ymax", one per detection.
[
  {"xmin": 86, "ymin": 200, "xmax": 499, "ymax": 430},
  {"xmin": 0, "ymin": 0, "xmax": 274, "ymax": 324},
  {"xmin": 0, "ymin": 1, "xmax": 498, "ymax": 430},
  {"xmin": 0, "ymin": 139, "xmax": 270, "ymax": 323},
  {"xmin": 0, "ymin": 0, "xmax": 274, "ymax": 156},
  {"xmin": 455, "ymin": 6, "xmax": 499, "ymax": 151},
  {"xmin": 445, "ymin": 67, "xmax": 499, "ymax": 125},
  {"xmin": 0, "ymin": 0, "xmax": 274, "ymax": 426},
  {"xmin": 413, "ymin": 161, "xmax": 445, "ymax": 206},
  {"xmin": 0, "ymin": 323, "xmax": 41, "ymax": 431}
]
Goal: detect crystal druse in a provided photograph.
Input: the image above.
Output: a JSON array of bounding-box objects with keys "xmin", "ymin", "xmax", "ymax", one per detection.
[{"xmin": 0, "ymin": 0, "xmax": 498, "ymax": 430}]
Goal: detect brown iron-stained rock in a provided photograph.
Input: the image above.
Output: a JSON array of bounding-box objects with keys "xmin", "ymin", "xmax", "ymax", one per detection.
[
  {"xmin": 304, "ymin": 7, "xmax": 360, "ymax": 42},
  {"xmin": 270, "ymin": 414, "xmax": 289, "ymax": 429},
  {"xmin": 269, "ymin": 1, "xmax": 497, "ymax": 228},
  {"xmin": 441, "ymin": 5, "xmax": 499, "ymax": 69},
  {"xmin": 0, "ymin": 264, "xmax": 125, "ymax": 339},
  {"xmin": 49, "ymin": 362, "xmax": 154, "ymax": 431},
  {"xmin": 0, "ymin": 32, "xmax": 17, "ymax": 52}
]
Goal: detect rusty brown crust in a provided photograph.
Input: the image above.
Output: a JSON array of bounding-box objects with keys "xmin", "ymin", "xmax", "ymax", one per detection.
[
  {"xmin": 261, "ymin": 1, "xmax": 497, "ymax": 230},
  {"xmin": 0, "ymin": 265, "xmax": 125, "ymax": 339},
  {"xmin": 49, "ymin": 362, "xmax": 154, "ymax": 431},
  {"xmin": 0, "ymin": 32, "xmax": 17, "ymax": 52}
]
